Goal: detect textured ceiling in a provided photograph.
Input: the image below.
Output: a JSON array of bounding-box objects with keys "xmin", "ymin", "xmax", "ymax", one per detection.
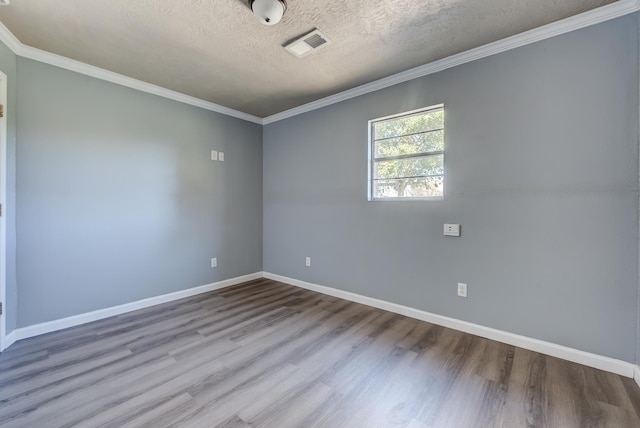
[{"xmin": 0, "ymin": 0, "xmax": 618, "ymax": 117}]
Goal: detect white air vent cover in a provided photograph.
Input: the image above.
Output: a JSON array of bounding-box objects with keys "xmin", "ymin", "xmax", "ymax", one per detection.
[{"xmin": 284, "ymin": 29, "xmax": 331, "ymax": 58}]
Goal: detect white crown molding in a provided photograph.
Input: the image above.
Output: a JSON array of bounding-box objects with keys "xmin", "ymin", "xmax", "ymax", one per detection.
[
  {"xmin": 0, "ymin": 2, "xmax": 637, "ymax": 125},
  {"xmin": 264, "ymin": 272, "xmax": 637, "ymax": 378},
  {"xmin": 263, "ymin": 0, "xmax": 640, "ymax": 124},
  {"xmin": 0, "ymin": 22, "xmax": 263, "ymax": 125},
  {"xmin": 0, "ymin": 18, "xmax": 21, "ymax": 54},
  {"xmin": 12, "ymin": 272, "xmax": 264, "ymax": 342}
]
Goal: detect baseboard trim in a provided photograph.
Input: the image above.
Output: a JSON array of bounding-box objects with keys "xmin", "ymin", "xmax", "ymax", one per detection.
[
  {"xmin": 9, "ymin": 270, "xmax": 638, "ymax": 380},
  {"xmin": 2, "ymin": 330, "xmax": 16, "ymax": 352},
  {"xmin": 14, "ymin": 272, "xmax": 264, "ymax": 341},
  {"xmin": 263, "ymin": 272, "xmax": 636, "ymax": 378}
]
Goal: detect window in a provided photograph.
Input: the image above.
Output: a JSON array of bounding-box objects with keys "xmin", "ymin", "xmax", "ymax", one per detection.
[{"xmin": 368, "ymin": 105, "xmax": 444, "ymax": 200}]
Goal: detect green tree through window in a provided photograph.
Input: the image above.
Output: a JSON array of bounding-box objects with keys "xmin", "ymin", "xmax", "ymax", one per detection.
[{"xmin": 369, "ymin": 105, "xmax": 444, "ymax": 199}]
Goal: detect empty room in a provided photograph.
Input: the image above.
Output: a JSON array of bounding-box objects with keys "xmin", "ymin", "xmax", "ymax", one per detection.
[{"xmin": 0, "ymin": 0, "xmax": 639, "ymax": 426}]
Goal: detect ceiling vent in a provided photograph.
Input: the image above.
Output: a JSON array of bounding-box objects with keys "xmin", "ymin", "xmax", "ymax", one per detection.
[{"xmin": 284, "ymin": 29, "xmax": 331, "ymax": 59}]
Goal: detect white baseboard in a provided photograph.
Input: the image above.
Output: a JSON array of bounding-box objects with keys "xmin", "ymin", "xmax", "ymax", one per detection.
[
  {"xmin": 2, "ymin": 329, "xmax": 16, "ymax": 351},
  {"xmin": 8, "ymin": 270, "xmax": 639, "ymax": 382},
  {"xmin": 264, "ymin": 272, "xmax": 637, "ymax": 379},
  {"xmin": 14, "ymin": 272, "xmax": 264, "ymax": 341}
]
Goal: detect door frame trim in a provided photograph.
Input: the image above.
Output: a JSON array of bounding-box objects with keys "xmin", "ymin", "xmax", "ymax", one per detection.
[{"xmin": 0, "ymin": 70, "xmax": 8, "ymax": 351}]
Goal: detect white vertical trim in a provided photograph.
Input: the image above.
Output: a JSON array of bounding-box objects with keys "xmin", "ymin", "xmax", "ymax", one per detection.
[
  {"xmin": 636, "ymin": 7, "xmax": 640, "ymax": 370},
  {"xmin": 0, "ymin": 71, "xmax": 7, "ymax": 352},
  {"xmin": 263, "ymin": 272, "xmax": 637, "ymax": 378}
]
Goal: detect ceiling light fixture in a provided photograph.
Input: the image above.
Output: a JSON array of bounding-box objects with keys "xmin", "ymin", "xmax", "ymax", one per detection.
[{"xmin": 249, "ymin": 0, "xmax": 287, "ymax": 26}]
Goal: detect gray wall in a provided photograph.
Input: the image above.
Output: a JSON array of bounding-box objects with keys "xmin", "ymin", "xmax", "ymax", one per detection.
[
  {"xmin": 0, "ymin": 40, "xmax": 16, "ymax": 334},
  {"xmin": 264, "ymin": 15, "xmax": 640, "ymax": 362},
  {"xmin": 16, "ymin": 58, "xmax": 263, "ymax": 327},
  {"xmin": 3, "ymin": 12, "xmax": 639, "ymax": 366}
]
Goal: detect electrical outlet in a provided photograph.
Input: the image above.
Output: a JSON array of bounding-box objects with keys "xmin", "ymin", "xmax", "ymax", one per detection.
[
  {"xmin": 219, "ymin": 152, "xmax": 225, "ymax": 162},
  {"xmin": 444, "ymin": 224, "xmax": 461, "ymax": 237},
  {"xmin": 457, "ymin": 282, "xmax": 467, "ymax": 298},
  {"xmin": 211, "ymin": 150, "xmax": 218, "ymax": 161},
  {"xmin": 211, "ymin": 257, "xmax": 217, "ymax": 268},
  {"xmin": 305, "ymin": 257, "xmax": 311, "ymax": 267}
]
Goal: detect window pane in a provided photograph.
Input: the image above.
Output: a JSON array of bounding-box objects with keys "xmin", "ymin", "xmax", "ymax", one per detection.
[
  {"xmin": 369, "ymin": 105, "xmax": 444, "ymax": 201},
  {"xmin": 373, "ymin": 108, "xmax": 444, "ymax": 140},
  {"xmin": 374, "ymin": 154, "xmax": 444, "ymax": 180},
  {"xmin": 373, "ymin": 176, "xmax": 443, "ymax": 198},
  {"xmin": 374, "ymin": 129, "xmax": 443, "ymax": 158}
]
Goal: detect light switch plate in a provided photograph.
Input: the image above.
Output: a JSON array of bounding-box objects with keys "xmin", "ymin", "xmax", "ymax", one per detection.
[
  {"xmin": 211, "ymin": 150, "xmax": 218, "ymax": 161},
  {"xmin": 444, "ymin": 224, "xmax": 461, "ymax": 237}
]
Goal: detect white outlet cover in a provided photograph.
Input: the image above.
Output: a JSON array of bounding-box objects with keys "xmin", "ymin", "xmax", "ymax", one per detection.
[
  {"xmin": 305, "ymin": 257, "xmax": 311, "ymax": 267},
  {"xmin": 211, "ymin": 150, "xmax": 218, "ymax": 161},
  {"xmin": 211, "ymin": 258, "xmax": 217, "ymax": 268},
  {"xmin": 457, "ymin": 282, "xmax": 467, "ymax": 297},
  {"xmin": 444, "ymin": 224, "xmax": 461, "ymax": 237},
  {"xmin": 219, "ymin": 152, "xmax": 225, "ymax": 161}
]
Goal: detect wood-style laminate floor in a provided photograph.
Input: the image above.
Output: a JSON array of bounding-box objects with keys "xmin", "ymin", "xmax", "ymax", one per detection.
[{"xmin": 1, "ymin": 279, "xmax": 639, "ymax": 428}]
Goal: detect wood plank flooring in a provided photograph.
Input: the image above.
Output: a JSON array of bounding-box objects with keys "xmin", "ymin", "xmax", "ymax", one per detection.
[{"xmin": 1, "ymin": 278, "xmax": 639, "ymax": 427}]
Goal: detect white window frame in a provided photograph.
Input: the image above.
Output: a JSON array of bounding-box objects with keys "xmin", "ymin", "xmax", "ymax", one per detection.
[{"xmin": 368, "ymin": 104, "xmax": 445, "ymax": 201}]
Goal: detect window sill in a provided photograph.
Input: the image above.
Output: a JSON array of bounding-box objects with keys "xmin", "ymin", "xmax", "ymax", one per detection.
[{"xmin": 368, "ymin": 196, "xmax": 444, "ymax": 202}]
